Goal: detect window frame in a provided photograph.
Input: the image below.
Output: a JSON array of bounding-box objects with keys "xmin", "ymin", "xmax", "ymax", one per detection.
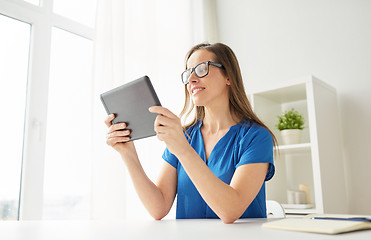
[{"xmin": 0, "ymin": 0, "xmax": 95, "ymax": 220}]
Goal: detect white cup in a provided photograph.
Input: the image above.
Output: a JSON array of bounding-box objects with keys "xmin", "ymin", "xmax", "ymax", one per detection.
[
  {"xmin": 287, "ymin": 190, "xmax": 296, "ymax": 204},
  {"xmin": 295, "ymin": 190, "xmax": 307, "ymax": 204}
]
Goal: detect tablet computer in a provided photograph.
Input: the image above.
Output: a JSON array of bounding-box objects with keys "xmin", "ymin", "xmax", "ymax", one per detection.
[{"xmin": 100, "ymin": 76, "xmax": 161, "ymax": 141}]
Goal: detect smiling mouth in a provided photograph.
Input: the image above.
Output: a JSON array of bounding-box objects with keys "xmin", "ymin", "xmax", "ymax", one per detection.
[{"xmin": 192, "ymin": 87, "xmax": 205, "ymax": 95}]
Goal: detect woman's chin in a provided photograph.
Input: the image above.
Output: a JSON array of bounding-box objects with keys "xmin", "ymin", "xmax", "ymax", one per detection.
[{"xmin": 192, "ymin": 100, "xmax": 205, "ymax": 107}]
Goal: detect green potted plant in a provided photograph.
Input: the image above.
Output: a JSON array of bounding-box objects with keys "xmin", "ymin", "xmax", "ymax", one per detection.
[{"xmin": 276, "ymin": 108, "xmax": 305, "ymax": 145}]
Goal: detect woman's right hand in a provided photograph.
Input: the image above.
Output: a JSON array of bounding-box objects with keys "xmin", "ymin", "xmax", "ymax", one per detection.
[{"xmin": 105, "ymin": 114, "xmax": 136, "ymax": 157}]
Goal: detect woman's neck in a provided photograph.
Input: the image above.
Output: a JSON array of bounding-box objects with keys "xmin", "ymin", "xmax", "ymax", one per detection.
[{"xmin": 202, "ymin": 106, "xmax": 239, "ymax": 134}]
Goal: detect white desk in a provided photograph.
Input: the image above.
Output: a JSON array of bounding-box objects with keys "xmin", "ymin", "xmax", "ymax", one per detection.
[{"xmin": 0, "ymin": 218, "xmax": 370, "ymax": 240}]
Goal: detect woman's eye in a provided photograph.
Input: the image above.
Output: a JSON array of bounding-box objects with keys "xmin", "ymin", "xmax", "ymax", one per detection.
[{"xmin": 197, "ymin": 64, "xmax": 207, "ymax": 74}]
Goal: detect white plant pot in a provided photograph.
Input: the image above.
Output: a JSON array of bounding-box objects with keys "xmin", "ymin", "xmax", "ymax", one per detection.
[{"xmin": 280, "ymin": 129, "xmax": 302, "ymax": 145}]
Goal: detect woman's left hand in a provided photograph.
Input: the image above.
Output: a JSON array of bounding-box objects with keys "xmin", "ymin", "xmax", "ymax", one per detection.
[{"xmin": 149, "ymin": 106, "xmax": 190, "ymax": 156}]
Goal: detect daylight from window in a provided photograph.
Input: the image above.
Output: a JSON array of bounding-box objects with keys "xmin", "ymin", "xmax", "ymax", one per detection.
[
  {"xmin": 0, "ymin": 0, "xmax": 96, "ymax": 220},
  {"xmin": 0, "ymin": 14, "xmax": 31, "ymax": 220},
  {"xmin": 42, "ymin": 27, "xmax": 93, "ymax": 219}
]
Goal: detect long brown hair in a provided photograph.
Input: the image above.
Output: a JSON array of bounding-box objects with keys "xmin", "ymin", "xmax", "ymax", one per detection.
[{"xmin": 179, "ymin": 42, "xmax": 278, "ymax": 148}]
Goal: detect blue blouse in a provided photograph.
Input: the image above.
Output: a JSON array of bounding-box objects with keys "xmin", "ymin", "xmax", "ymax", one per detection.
[{"xmin": 162, "ymin": 120, "xmax": 275, "ymax": 219}]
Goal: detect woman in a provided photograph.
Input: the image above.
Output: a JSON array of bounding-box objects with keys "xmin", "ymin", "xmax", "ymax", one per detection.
[{"xmin": 105, "ymin": 43, "xmax": 276, "ymax": 224}]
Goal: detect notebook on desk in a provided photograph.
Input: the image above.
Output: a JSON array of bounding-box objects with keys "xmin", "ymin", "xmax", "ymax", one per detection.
[{"xmin": 262, "ymin": 214, "xmax": 371, "ymax": 234}]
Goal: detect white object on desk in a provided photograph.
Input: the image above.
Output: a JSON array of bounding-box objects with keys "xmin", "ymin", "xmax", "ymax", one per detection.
[{"xmin": 266, "ymin": 200, "xmax": 286, "ymax": 218}]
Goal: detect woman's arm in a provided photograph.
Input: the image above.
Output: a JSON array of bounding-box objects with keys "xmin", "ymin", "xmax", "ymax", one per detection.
[
  {"xmin": 149, "ymin": 106, "xmax": 268, "ymax": 223},
  {"xmin": 123, "ymin": 156, "xmax": 177, "ymax": 220},
  {"xmin": 178, "ymin": 148, "xmax": 267, "ymax": 223},
  {"xmin": 105, "ymin": 114, "xmax": 177, "ymax": 220}
]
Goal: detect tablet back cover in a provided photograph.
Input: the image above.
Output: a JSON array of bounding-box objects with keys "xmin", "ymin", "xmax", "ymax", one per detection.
[{"xmin": 100, "ymin": 76, "xmax": 161, "ymax": 141}]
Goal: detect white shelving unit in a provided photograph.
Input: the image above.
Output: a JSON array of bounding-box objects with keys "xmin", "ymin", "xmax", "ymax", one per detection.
[{"xmin": 249, "ymin": 76, "xmax": 347, "ymax": 215}]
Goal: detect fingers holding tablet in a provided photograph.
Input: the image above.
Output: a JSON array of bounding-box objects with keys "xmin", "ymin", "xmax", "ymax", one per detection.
[
  {"xmin": 105, "ymin": 115, "xmax": 132, "ymax": 145},
  {"xmin": 104, "ymin": 114, "xmax": 115, "ymax": 127}
]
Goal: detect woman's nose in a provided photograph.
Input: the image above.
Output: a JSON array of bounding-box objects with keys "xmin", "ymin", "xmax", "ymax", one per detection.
[{"xmin": 188, "ymin": 71, "xmax": 199, "ymax": 83}]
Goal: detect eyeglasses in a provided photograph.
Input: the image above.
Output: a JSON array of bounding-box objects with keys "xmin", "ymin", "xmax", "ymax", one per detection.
[{"xmin": 181, "ymin": 61, "xmax": 224, "ymax": 85}]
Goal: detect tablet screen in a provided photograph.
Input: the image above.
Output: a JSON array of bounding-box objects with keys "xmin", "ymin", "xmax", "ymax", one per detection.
[{"xmin": 100, "ymin": 76, "xmax": 161, "ymax": 141}]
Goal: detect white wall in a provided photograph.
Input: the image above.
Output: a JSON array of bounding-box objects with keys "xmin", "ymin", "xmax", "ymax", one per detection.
[{"xmin": 216, "ymin": 0, "xmax": 371, "ymax": 214}]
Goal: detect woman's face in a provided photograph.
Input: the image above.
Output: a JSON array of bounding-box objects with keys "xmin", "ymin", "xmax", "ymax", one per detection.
[{"xmin": 186, "ymin": 49, "xmax": 230, "ymax": 107}]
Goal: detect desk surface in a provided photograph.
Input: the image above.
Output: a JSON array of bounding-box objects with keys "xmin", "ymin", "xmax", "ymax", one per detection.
[{"xmin": 0, "ymin": 218, "xmax": 370, "ymax": 240}]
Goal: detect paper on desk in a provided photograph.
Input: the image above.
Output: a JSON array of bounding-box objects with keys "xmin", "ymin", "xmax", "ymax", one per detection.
[{"xmin": 261, "ymin": 214, "xmax": 371, "ymax": 234}]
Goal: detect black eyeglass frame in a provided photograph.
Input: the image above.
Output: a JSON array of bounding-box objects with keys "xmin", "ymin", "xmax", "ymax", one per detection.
[{"xmin": 181, "ymin": 61, "xmax": 224, "ymax": 85}]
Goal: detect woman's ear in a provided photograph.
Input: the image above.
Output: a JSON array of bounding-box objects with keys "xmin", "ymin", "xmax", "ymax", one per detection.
[{"xmin": 226, "ymin": 78, "xmax": 231, "ymax": 86}]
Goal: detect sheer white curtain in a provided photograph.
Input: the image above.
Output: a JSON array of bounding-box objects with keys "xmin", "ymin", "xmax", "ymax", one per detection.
[{"xmin": 92, "ymin": 0, "xmax": 218, "ymax": 220}]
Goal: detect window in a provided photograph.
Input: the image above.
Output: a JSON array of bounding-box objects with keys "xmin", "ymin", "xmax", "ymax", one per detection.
[
  {"xmin": 42, "ymin": 27, "xmax": 93, "ymax": 219},
  {"xmin": 0, "ymin": 14, "xmax": 31, "ymax": 221},
  {"xmin": 53, "ymin": 0, "xmax": 97, "ymax": 27},
  {"xmin": 0, "ymin": 0, "xmax": 96, "ymax": 220},
  {"xmin": 2, "ymin": 0, "xmax": 198, "ymax": 221}
]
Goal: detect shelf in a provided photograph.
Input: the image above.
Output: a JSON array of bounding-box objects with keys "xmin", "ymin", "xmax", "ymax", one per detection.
[
  {"xmin": 252, "ymin": 76, "xmax": 347, "ymax": 214},
  {"xmin": 253, "ymin": 83, "xmax": 307, "ymax": 103},
  {"xmin": 274, "ymin": 143, "xmax": 311, "ymax": 154},
  {"xmin": 282, "ymin": 203, "xmax": 314, "ymax": 209},
  {"xmin": 282, "ymin": 203, "xmax": 317, "ymax": 214},
  {"xmin": 284, "ymin": 208, "xmax": 318, "ymax": 215}
]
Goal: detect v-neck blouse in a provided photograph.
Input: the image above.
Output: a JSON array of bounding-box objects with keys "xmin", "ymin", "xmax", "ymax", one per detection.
[{"xmin": 162, "ymin": 120, "xmax": 275, "ymax": 219}]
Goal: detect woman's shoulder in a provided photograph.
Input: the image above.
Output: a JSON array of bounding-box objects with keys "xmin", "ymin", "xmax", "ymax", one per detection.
[
  {"xmin": 235, "ymin": 120, "xmax": 273, "ymax": 142},
  {"xmin": 237, "ymin": 119, "xmax": 269, "ymax": 133}
]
